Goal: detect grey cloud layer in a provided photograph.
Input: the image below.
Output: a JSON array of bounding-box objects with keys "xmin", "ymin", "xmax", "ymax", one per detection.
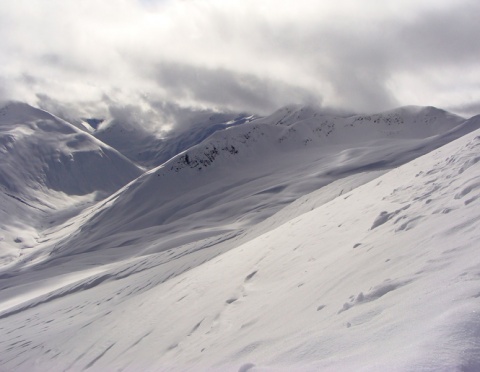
[
  {"xmin": 150, "ymin": 63, "xmax": 319, "ymax": 113},
  {"xmin": 1, "ymin": 0, "xmax": 479, "ymax": 129}
]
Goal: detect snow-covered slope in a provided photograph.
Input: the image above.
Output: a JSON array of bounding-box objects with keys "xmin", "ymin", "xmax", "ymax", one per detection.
[
  {"xmin": 1, "ymin": 120, "xmax": 479, "ymax": 371},
  {"xmin": 0, "ymin": 102, "xmax": 143, "ymax": 263},
  {"xmin": 20, "ymin": 105, "xmax": 478, "ymax": 270},
  {"xmin": 0, "ymin": 102, "xmax": 142, "ymax": 196}
]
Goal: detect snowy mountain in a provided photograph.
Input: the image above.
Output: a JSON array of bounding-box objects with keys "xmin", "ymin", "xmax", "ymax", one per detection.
[
  {"xmin": 0, "ymin": 102, "xmax": 143, "ymax": 264},
  {"xmin": 20, "ymin": 105, "xmax": 478, "ymax": 268},
  {"xmin": 0, "ymin": 103, "xmax": 480, "ymax": 371},
  {"xmin": 93, "ymin": 110, "xmax": 255, "ymax": 168}
]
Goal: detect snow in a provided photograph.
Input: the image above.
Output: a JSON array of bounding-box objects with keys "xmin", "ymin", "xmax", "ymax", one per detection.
[
  {"xmin": 0, "ymin": 102, "xmax": 480, "ymax": 371},
  {"xmin": 0, "ymin": 102, "xmax": 143, "ymax": 264},
  {"xmin": 14, "ymin": 104, "xmax": 477, "ymax": 271},
  {"xmin": 94, "ymin": 110, "xmax": 254, "ymax": 168}
]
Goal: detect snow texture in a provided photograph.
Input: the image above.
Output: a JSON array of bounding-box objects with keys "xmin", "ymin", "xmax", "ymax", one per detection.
[{"xmin": 1, "ymin": 102, "xmax": 480, "ymax": 371}]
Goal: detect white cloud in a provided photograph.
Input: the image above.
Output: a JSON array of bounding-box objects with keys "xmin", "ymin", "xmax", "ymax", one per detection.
[{"xmin": 1, "ymin": 0, "xmax": 479, "ymax": 127}]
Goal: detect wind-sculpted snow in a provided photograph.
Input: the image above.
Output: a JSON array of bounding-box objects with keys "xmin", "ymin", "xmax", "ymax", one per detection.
[{"xmin": 1, "ymin": 125, "xmax": 480, "ymax": 371}]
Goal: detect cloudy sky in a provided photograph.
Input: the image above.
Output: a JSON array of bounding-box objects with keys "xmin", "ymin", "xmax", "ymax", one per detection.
[{"xmin": 1, "ymin": 0, "xmax": 479, "ymax": 129}]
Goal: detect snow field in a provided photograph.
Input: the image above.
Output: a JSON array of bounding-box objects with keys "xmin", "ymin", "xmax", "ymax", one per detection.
[{"xmin": 0, "ymin": 125, "xmax": 479, "ymax": 370}]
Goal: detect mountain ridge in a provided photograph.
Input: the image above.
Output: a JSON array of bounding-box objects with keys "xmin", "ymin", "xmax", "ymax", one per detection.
[
  {"xmin": 6, "ymin": 103, "xmax": 478, "ymax": 274},
  {"xmin": 0, "ymin": 101, "xmax": 143, "ymax": 264}
]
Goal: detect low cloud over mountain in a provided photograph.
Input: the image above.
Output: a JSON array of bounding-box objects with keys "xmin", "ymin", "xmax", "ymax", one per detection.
[{"xmin": 1, "ymin": 0, "xmax": 480, "ymax": 131}]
